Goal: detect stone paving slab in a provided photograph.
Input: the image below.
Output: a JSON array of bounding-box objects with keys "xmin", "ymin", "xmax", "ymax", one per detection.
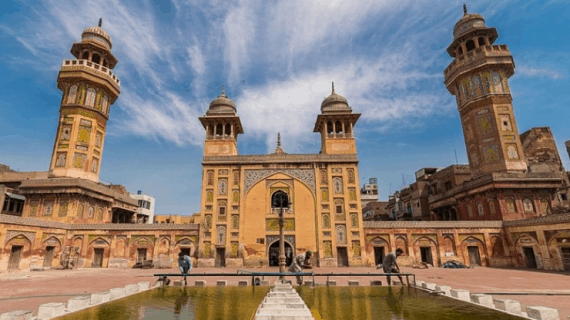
[{"xmin": 0, "ymin": 266, "xmax": 569, "ymax": 318}]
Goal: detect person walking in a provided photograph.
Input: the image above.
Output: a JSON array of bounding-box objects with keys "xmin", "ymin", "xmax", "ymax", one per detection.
[
  {"xmin": 379, "ymin": 248, "xmax": 404, "ymax": 286},
  {"xmin": 288, "ymin": 250, "xmax": 313, "ymax": 285},
  {"xmin": 178, "ymin": 251, "xmax": 192, "ymax": 286}
]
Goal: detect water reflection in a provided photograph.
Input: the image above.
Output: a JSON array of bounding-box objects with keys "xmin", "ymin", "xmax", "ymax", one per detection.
[{"xmin": 296, "ymin": 286, "xmax": 527, "ymax": 320}]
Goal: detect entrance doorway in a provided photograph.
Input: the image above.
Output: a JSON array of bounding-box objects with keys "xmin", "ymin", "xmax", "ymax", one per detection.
[
  {"xmin": 523, "ymin": 247, "xmax": 537, "ymax": 269},
  {"xmin": 467, "ymin": 246, "xmax": 482, "ymax": 266},
  {"xmin": 560, "ymin": 248, "xmax": 570, "ymax": 271},
  {"xmin": 137, "ymin": 248, "xmax": 147, "ymax": 263},
  {"xmin": 337, "ymin": 247, "xmax": 349, "ymax": 267},
  {"xmin": 215, "ymin": 248, "xmax": 226, "ymax": 267},
  {"xmin": 92, "ymin": 248, "xmax": 104, "ymax": 268},
  {"xmin": 268, "ymin": 241, "xmax": 293, "ymax": 267},
  {"xmin": 180, "ymin": 248, "xmax": 191, "ymax": 257},
  {"xmin": 43, "ymin": 246, "xmax": 55, "ymax": 267},
  {"xmin": 374, "ymin": 247, "xmax": 385, "ymax": 266},
  {"xmin": 8, "ymin": 246, "xmax": 23, "ymax": 270},
  {"xmin": 420, "ymin": 247, "xmax": 433, "ymax": 265}
]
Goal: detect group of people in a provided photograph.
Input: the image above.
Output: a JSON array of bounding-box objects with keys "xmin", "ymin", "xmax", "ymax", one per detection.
[{"xmin": 174, "ymin": 248, "xmax": 405, "ymax": 286}]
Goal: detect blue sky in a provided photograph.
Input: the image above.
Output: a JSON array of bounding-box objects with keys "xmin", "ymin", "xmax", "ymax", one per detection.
[{"xmin": 1, "ymin": 0, "xmax": 569, "ymax": 216}]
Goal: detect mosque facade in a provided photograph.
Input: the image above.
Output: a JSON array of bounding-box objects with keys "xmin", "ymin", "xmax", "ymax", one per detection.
[{"xmin": 1, "ymin": 10, "xmax": 570, "ymax": 272}]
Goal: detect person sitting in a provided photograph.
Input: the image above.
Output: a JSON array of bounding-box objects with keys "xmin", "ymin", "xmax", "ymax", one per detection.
[
  {"xmin": 178, "ymin": 251, "xmax": 192, "ymax": 286},
  {"xmin": 288, "ymin": 250, "xmax": 313, "ymax": 285},
  {"xmin": 378, "ymin": 248, "xmax": 404, "ymax": 286}
]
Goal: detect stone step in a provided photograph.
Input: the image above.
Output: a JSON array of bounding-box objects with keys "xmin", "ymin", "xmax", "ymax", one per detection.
[
  {"xmin": 272, "ymin": 288, "xmax": 295, "ymax": 292},
  {"xmin": 257, "ymin": 308, "xmax": 313, "ymax": 316},
  {"xmin": 264, "ymin": 298, "xmax": 303, "ymax": 304},
  {"xmin": 267, "ymin": 292, "xmax": 299, "ymax": 297},
  {"xmin": 255, "ymin": 315, "xmax": 313, "ymax": 320},
  {"xmin": 261, "ymin": 302, "xmax": 308, "ymax": 309}
]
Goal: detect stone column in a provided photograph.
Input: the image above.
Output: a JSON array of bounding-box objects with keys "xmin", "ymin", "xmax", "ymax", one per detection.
[{"xmin": 536, "ymin": 230, "xmax": 550, "ymax": 270}]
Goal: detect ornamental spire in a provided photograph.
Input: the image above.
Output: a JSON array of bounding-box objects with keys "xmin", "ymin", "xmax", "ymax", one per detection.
[
  {"xmin": 221, "ymin": 85, "xmax": 226, "ymax": 97},
  {"xmin": 98, "ymin": 18, "xmax": 103, "ymax": 27},
  {"xmin": 274, "ymin": 132, "xmax": 286, "ymax": 154},
  {"xmin": 332, "ymin": 82, "xmax": 335, "ymax": 94},
  {"xmin": 463, "ymin": 4, "xmax": 467, "ymax": 16}
]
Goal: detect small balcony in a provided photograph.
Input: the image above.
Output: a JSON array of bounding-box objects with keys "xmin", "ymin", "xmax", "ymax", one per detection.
[{"xmin": 61, "ymin": 59, "xmax": 120, "ymax": 87}]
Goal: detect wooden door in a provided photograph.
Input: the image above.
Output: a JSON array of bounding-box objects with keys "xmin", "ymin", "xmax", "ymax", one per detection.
[
  {"xmin": 137, "ymin": 248, "xmax": 147, "ymax": 263},
  {"xmin": 8, "ymin": 246, "xmax": 23, "ymax": 270},
  {"xmin": 43, "ymin": 246, "xmax": 55, "ymax": 267},
  {"xmin": 337, "ymin": 247, "xmax": 349, "ymax": 267},
  {"xmin": 215, "ymin": 248, "xmax": 226, "ymax": 267},
  {"xmin": 560, "ymin": 248, "xmax": 570, "ymax": 271},
  {"xmin": 374, "ymin": 247, "xmax": 385, "ymax": 266},
  {"xmin": 523, "ymin": 247, "xmax": 537, "ymax": 269},
  {"xmin": 468, "ymin": 246, "xmax": 482, "ymax": 266},
  {"xmin": 92, "ymin": 249, "xmax": 104, "ymax": 268}
]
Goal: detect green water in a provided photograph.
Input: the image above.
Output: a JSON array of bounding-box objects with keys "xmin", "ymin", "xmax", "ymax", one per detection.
[
  {"xmin": 57, "ymin": 286, "xmax": 526, "ymax": 320},
  {"xmin": 297, "ymin": 286, "xmax": 526, "ymax": 320},
  {"xmin": 57, "ymin": 286, "xmax": 270, "ymax": 320}
]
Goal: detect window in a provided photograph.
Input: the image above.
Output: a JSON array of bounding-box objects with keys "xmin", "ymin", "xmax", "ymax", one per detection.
[
  {"xmin": 333, "ymin": 177, "xmax": 343, "ymax": 194},
  {"xmin": 476, "ymin": 202, "xmax": 484, "ymax": 216},
  {"xmin": 466, "ymin": 40, "xmax": 475, "ymax": 52},
  {"xmin": 445, "ymin": 181, "xmax": 452, "ymax": 191},
  {"xmin": 523, "ymin": 198, "xmax": 534, "ymax": 213},
  {"xmin": 335, "ymin": 199, "xmax": 344, "ymax": 215},
  {"xmin": 561, "ymin": 194, "xmax": 568, "ymax": 201},
  {"xmin": 478, "ymin": 37, "xmax": 485, "ymax": 46}
]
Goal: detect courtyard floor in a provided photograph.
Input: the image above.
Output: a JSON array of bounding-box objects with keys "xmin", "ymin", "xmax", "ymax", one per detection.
[{"xmin": 0, "ymin": 266, "xmax": 569, "ymax": 319}]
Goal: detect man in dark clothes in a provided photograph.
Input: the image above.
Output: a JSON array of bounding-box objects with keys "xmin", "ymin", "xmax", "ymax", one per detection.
[{"xmin": 379, "ymin": 248, "xmax": 404, "ymax": 285}]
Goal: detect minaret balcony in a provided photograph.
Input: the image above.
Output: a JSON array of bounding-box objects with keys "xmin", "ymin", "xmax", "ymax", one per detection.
[
  {"xmin": 59, "ymin": 59, "xmax": 121, "ymax": 91},
  {"xmin": 327, "ymin": 132, "xmax": 353, "ymax": 139},
  {"xmin": 444, "ymin": 44, "xmax": 514, "ymax": 85},
  {"xmin": 206, "ymin": 134, "xmax": 235, "ymax": 141}
]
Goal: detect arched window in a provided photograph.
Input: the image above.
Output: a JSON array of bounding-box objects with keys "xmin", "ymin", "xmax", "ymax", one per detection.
[
  {"xmin": 225, "ymin": 124, "xmax": 231, "ymax": 137},
  {"xmin": 320, "ymin": 169, "xmax": 328, "ymax": 184},
  {"xmin": 218, "ymin": 179, "xmax": 227, "ymax": 195},
  {"xmin": 216, "ymin": 123, "xmax": 223, "ymax": 136},
  {"xmin": 207, "ymin": 171, "xmax": 214, "ymax": 185},
  {"xmin": 81, "ymin": 51, "xmax": 89, "ymax": 59},
  {"xmin": 335, "ymin": 121, "xmax": 342, "ymax": 134},
  {"xmin": 476, "ymin": 202, "xmax": 484, "ymax": 216},
  {"xmin": 322, "ymin": 214, "xmax": 330, "ymax": 228},
  {"xmin": 467, "ymin": 203, "xmax": 474, "ymax": 218},
  {"xmin": 478, "ymin": 37, "xmax": 485, "ymax": 47},
  {"xmin": 86, "ymin": 88, "xmax": 96, "ymax": 107},
  {"xmin": 67, "ymin": 85, "xmax": 77, "ymax": 104},
  {"xmin": 92, "ymin": 53, "xmax": 101, "ymax": 64},
  {"xmin": 488, "ymin": 199, "xmax": 496, "ymax": 215},
  {"xmin": 457, "ymin": 46, "xmax": 463, "ymax": 56},
  {"xmin": 333, "ymin": 177, "xmax": 343, "ymax": 194},
  {"xmin": 336, "ymin": 225, "xmax": 346, "ymax": 244},
  {"xmin": 506, "ymin": 198, "xmax": 516, "ymax": 214},
  {"xmin": 347, "ymin": 169, "xmax": 355, "ymax": 184},
  {"xmin": 523, "ymin": 198, "xmax": 534, "ymax": 213},
  {"xmin": 271, "ymin": 190, "xmax": 289, "ymax": 209},
  {"xmin": 216, "ymin": 226, "xmax": 226, "ymax": 244},
  {"xmin": 540, "ymin": 198, "xmax": 550, "ymax": 215},
  {"xmin": 466, "ymin": 40, "xmax": 475, "ymax": 52},
  {"xmin": 327, "ymin": 121, "xmax": 333, "ymax": 134}
]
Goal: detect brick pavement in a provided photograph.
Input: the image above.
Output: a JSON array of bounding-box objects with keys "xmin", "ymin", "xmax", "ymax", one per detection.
[{"xmin": 0, "ymin": 266, "xmax": 569, "ymax": 318}]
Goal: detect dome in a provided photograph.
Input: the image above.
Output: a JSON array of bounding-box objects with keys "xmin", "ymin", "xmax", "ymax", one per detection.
[
  {"xmin": 453, "ymin": 6, "xmax": 486, "ymax": 38},
  {"xmin": 321, "ymin": 82, "xmax": 351, "ymax": 113},
  {"xmin": 81, "ymin": 19, "xmax": 112, "ymax": 49},
  {"xmin": 207, "ymin": 86, "xmax": 237, "ymax": 115}
]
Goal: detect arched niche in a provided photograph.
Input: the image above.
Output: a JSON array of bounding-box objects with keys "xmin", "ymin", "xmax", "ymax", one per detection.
[
  {"xmin": 413, "ymin": 236, "xmax": 439, "ymax": 267},
  {"xmin": 4, "ymin": 234, "xmax": 33, "ymax": 270},
  {"xmin": 460, "ymin": 236, "xmax": 488, "ymax": 267}
]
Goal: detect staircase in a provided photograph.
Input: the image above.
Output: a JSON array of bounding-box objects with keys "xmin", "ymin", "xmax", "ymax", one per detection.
[{"xmin": 254, "ymin": 283, "xmax": 314, "ymax": 320}]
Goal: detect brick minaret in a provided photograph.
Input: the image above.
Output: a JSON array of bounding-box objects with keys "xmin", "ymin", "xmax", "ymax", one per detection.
[{"xmin": 49, "ymin": 19, "xmax": 120, "ymax": 182}]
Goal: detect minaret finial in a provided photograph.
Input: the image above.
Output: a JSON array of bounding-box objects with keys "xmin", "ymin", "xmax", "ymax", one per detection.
[
  {"xmin": 332, "ymin": 82, "xmax": 335, "ymax": 94},
  {"xmin": 277, "ymin": 132, "xmax": 281, "ymax": 147},
  {"xmin": 463, "ymin": 4, "xmax": 467, "ymax": 15},
  {"xmin": 221, "ymin": 85, "xmax": 226, "ymax": 96},
  {"xmin": 98, "ymin": 18, "xmax": 103, "ymax": 27}
]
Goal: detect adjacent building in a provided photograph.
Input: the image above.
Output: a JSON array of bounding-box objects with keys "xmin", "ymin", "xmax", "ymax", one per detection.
[{"xmin": 129, "ymin": 191, "xmax": 155, "ymax": 224}]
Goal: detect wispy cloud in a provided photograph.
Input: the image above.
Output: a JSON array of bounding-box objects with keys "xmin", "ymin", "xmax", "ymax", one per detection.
[
  {"xmin": 3, "ymin": 0, "xmax": 525, "ymax": 151},
  {"xmin": 516, "ymin": 65, "xmax": 563, "ymax": 80}
]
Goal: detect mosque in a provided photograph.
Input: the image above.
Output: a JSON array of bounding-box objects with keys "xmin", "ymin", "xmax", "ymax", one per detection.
[{"xmin": 1, "ymin": 10, "xmax": 570, "ymax": 272}]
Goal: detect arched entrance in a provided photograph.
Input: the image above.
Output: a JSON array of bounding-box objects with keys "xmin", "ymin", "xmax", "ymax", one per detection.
[{"xmin": 268, "ymin": 241, "xmax": 293, "ymax": 266}]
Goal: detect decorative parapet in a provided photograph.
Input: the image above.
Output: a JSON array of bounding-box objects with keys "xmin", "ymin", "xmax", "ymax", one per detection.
[
  {"xmin": 61, "ymin": 59, "xmax": 120, "ymax": 87},
  {"xmin": 363, "ymin": 220, "xmax": 503, "ymax": 229},
  {"xmin": 503, "ymin": 213, "xmax": 570, "ymax": 228},
  {"xmin": 0, "ymin": 214, "xmax": 199, "ymax": 231},
  {"xmin": 19, "ymin": 178, "xmax": 137, "ymax": 206},
  {"xmin": 203, "ymin": 153, "xmax": 358, "ymax": 164}
]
